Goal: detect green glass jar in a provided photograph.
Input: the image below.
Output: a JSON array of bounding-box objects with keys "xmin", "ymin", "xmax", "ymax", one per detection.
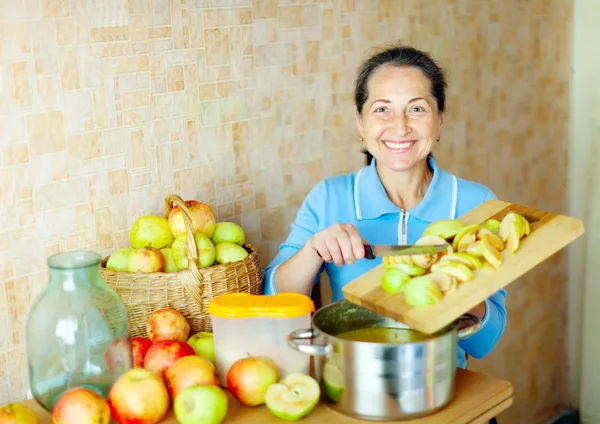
[{"xmin": 26, "ymin": 251, "xmax": 132, "ymax": 411}]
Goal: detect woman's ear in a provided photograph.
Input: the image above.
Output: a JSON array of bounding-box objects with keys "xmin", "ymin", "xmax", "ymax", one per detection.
[
  {"xmin": 436, "ymin": 113, "xmax": 444, "ymax": 140},
  {"xmin": 355, "ymin": 110, "xmax": 364, "ymax": 140}
]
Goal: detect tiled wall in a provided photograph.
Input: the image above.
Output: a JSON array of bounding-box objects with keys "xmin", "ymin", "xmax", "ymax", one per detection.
[{"xmin": 0, "ymin": 0, "xmax": 571, "ymax": 422}]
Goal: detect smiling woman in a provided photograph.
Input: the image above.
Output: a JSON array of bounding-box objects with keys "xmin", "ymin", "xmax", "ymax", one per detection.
[{"xmin": 262, "ymin": 44, "xmax": 507, "ymax": 371}]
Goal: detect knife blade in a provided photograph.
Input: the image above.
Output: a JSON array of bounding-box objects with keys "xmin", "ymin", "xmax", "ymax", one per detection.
[{"xmin": 364, "ymin": 244, "xmax": 448, "ymax": 260}]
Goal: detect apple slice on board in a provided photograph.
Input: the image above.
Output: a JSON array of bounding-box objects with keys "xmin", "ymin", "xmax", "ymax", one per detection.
[
  {"xmin": 342, "ymin": 200, "xmax": 585, "ymax": 335},
  {"xmin": 265, "ymin": 373, "xmax": 321, "ymax": 421}
]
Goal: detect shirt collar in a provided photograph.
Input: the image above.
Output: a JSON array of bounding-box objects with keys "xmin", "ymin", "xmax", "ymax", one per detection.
[{"xmin": 354, "ymin": 156, "xmax": 455, "ymax": 222}]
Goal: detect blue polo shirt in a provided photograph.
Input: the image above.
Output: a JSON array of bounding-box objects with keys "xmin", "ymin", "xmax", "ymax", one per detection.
[{"xmin": 263, "ymin": 156, "xmax": 507, "ymax": 369}]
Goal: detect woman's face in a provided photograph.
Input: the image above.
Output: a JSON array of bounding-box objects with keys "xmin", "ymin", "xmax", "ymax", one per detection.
[{"xmin": 356, "ymin": 65, "xmax": 443, "ymax": 172}]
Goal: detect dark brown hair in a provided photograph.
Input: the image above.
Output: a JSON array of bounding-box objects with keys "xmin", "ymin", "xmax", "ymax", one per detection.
[{"xmin": 354, "ymin": 45, "xmax": 448, "ymax": 164}]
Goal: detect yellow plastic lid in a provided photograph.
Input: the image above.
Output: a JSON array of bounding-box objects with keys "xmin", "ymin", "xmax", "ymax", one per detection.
[{"xmin": 208, "ymin": 293, "xmax": 315, "ymax": 318}]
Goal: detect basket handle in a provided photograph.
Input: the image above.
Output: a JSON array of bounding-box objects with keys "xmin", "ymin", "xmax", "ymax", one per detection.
[{"xmin": 164, "ymin": 194, "xmax": 205, "ymax": 307}]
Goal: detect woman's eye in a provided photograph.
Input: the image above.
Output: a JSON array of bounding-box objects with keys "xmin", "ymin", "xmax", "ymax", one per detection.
[
  {"xmin": 374, "ymin": 106, "xmax": 388, "ymax": 113},
  {"xmin": 411, "ymin": 106, "xmax": 424, "ymax": 113}
]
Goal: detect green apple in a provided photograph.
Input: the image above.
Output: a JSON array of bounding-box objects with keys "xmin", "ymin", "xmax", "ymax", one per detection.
[
  {"xmin": 174, "ymin": 385, "xmax": 228, "ymax": 424},
  {"xmin": 160, "ymin": 247, "xmax": 179, "ymax": 273},
  {"xmin": 187, "ymin": 331, "xmax": 216, "ymax": 365},
  {"xmin": 211, "ymin": 222, "xmax": 245, "ymax": 246},
  {"xmin": 323, "ymin": 360, "xmax": 344, "ymax": 403},
  {"xmin": 214, "ymin": 242, "xmax": 248, "ymax": 264},
  {"xmin": 380, "ymin": 269, "xmax": 410, "ymax": 294},
  {"xmin": 172, "ymin": 232, "xmax": 216, "ymax": 269},
  {"xmin": 265, "ymin": 373, "xmax": 320, "ymax": 421},
  {"xmin": 106, "ymin": 247, "xmax": 134, "ymax": 271},
  {"xmin": 130, "ymin": 215, "xmax": 175, "ymax": 249}
]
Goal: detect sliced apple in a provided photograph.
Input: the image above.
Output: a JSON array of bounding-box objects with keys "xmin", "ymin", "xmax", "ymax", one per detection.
[
  {"xmin": 440, "ymin": 252, "xmax": 483, "ymax": 270},
  {"xmin": 465, "ymin": 240, "xmax": 484, "ymax": 257},
  {"xmin": 265, "ymin": 373, "xmax": 321, "ymax": 421},
  {"xmin": 380, "ymin": 269, "xmax": 411, "ymax": 294},
  {"xmin": 521, "ymin": 215, "xmax": 531, "ymax": 236},
  {"xmin": 482, "ymin": 232, "xmax": 505, "ymax": 252},
  {"xmin": 482, "ymin": 219, "xmax": 501, "ymax": 233},
  {"xmin": 411, "ymin": 235, "xmax": 452, "ymax": 269},
  {"xmin": 428, "ymin": 272, "xmax": 458, "ymax": 294},
  {"xmin": 430, "ymin": 261, "xmax": 473, "ymax": 283},
  {"xmin": 382, "ymin": 262, "xmax": 427, "ymax": 276},
  {"xmin": 481, "ymin": 235, "xmax": 503, "ymax": 268},
  {"xmin": 476, "ymin": 227, "xmax": 492, "ymax": 240},
  {"xmin": 452, "ymin": 224, "xmax": 480, "ymax": 252},
  {"xmin": 506, "ymin": 230, "xmax": 521, "ymax": 255},
  {"xmin": 498, "ymin": 212, "xmax": 524, "ymax": 242},
  {"xmin": 403, "ymin": 275, "xmax": 444, "ymax": 306},
  {"xmin": 422, "ymin": 219, "xmax": 466, "ymax": 240}
]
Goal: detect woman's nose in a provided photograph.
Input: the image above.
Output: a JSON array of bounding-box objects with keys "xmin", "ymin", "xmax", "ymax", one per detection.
[{"xmin": 389, "ymin": 113, "xmax": 411, "ymax": 136}]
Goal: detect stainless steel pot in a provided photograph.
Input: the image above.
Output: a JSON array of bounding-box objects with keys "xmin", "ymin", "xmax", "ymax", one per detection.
[{"xmin": 287, "ymin": 300, "xmax": 481, "ymax": 422}]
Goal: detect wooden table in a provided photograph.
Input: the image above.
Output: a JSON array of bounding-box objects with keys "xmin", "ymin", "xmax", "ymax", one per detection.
[{"xmin": 20, "ymin": 369, "xmax": 513, "ymax": 424}]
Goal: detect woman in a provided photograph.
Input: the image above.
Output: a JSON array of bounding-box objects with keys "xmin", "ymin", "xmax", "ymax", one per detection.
[{"xmin": 262, "ymin": 45, "xmax": 507, "ymax": 369}]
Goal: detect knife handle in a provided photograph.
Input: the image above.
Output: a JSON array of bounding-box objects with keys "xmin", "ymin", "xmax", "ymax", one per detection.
[{"xmin": 363, "ymin": 244, "xmax": 375, "ymax": 260}]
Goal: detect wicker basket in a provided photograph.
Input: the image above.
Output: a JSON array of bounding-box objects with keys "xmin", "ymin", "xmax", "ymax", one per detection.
[{"xmin": 100, "ymin": 194, "xmax": 264, "ymax": 337}]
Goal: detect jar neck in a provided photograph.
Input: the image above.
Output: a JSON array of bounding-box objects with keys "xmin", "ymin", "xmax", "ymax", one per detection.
[{"xmin": 47, "ymin": 251, "xmax": 103, "ymax": 292}]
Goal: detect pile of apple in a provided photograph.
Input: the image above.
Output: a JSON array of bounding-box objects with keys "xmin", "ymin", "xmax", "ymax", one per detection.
[
  {"xmin": 46, "ymin": 307, "xmax": 321, "ymax": 424},
  {"xmin": 105, "ymin": 199, "xmax": 250, "ymax": 274},
  {"xmin": 380, "ymin": 212, "xmax": 531, "ymax": 306}
]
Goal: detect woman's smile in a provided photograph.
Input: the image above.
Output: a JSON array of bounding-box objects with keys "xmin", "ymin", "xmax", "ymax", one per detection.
[{"xmin": 381, "ymin": 139, "xmax": 417, "ymax": 153}]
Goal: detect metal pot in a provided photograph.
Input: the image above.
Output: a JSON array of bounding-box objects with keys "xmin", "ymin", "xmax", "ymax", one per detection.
[{"xmin": 287, "ymin": 300, "xmax": 481, "ymax": 421}]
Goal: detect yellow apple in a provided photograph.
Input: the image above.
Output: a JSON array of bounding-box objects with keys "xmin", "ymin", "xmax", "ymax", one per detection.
[
  {"xmin": 422, "ymin": 219, "xmax": 466, "ymax": 240},
  {"xmin": 430, "ymin": 261, "xmax": 473, "ymax": 283},
  {"xmin": 130, "ymin": 215, "xmax": 174, "ymax": 249},
  {"xmin": 106, "ymin": 247, "xmax": 134, "ymax": 272},
  {"xmin": 482, "ymin": 219, "xmax": 501, "ymax": 233},
  {"xmin": 465, "ymin": 240, "xmax": 484, "ymax": 257},
  {"xmin": 160, "ymin": 247, "xmax": 179, "ymax": 273},
  {"xmin": 380, "ymin": 269, "xmax": 411, "ymax": 294},
  {"xmin": 439, "ymin": 252, "xmax": 483, "ymax": 269},
  {"xmin": 171, "ymin": 232, "xmax": 216, "ymax": 269},
  {"xmin": 481, "ymin": 236, "xmax": 503, "ymax": 268},
  {"xmin": 382, "ymin": 262, "xmax": 426, "ymax": 276},
  {"xmin": 215, "ymin": 242, "xmax": 249, "ymax": 264},
  {"xmin": 498, "ymin": 212, "xmax": 524, "ymax": 242},
  {"xmin": 402, "ymin": 275, "xmax": 444, "ymax": 306},
  {"xmin": 482, "ymin": 232, "xmax": 505, "ymax": 252},
  {"xmin": 211, "ymin": 222, "xmax": 245, "ymax": 246},
  {"xmin": 452, "ymin": 224, "xmax": 480, "ymax": 252},
  {"xmin": 428, "ymin": 271, "xmax": 458, "ymax": 294},
  {"xmin": 127, "ymin": 246, "xmax": 165, "ymax": 273}
]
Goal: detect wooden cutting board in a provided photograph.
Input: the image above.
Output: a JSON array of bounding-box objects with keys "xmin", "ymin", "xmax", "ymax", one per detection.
[{"xmin": 342, "ymin": 200, "xmax": 585, "ymax": 334}]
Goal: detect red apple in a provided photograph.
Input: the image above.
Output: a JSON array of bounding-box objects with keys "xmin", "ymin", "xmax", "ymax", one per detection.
[
  {"xmin": 52, "ymin": 387, "xmax": 110, "ymax": 424},
  {"xmin": 168, "ymin": 200, "xmax": 217, "ymax": 239},
  {"xmin": 132, "ymin": 337, "xmax": 153, "ymax": 368},
  {"xmin": 0, "ymin": 403, "xmax": 39, "ymax": 423},
  {"xmin": 104, "ymin": 338, "xmax": 133, "ymax": 375},
  {"xmin": 165, "ymin": 355, "xmax": 219, "ymax": 398},
  {"xmin": 108, "ymin": 368, "xmax": 169, "ymax": 424},
  {"xmin": 144, "ymin": 340, "xmax": 195, "ymax": 380},
  {"xmin": 226, "ymin": 356, "xmax": 279, "ymax": 406},
  {"xmin": 127, "ymin": 246, "xmax": 165, "ymax": 273},
  {"xmin": 147, "ymin": 308, "xmax": 190, "ymax": 343}
]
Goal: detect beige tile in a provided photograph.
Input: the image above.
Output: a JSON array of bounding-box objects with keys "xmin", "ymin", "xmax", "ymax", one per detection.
[
  {"xmin": 129, "ymin": 131, "xmax": 147, "ymax": 168},
  {"xmin": 102, "ymin": 56, "xmax": 150, "ymax": 74},
  {"xmin": 166, "ymin": 66, "xmax": 185, "ymax": 91},
  {"xmin": 235, "ymin": 8, "xmax": 252, "ymax": 25},
  {"xmin": 17, "ymin": 199, "xmax": 35, "ymax": 226},
  {"xmin": 108, "ymin": 169, "xmax": 129, "ymax": 194},
  {"xmin": 204, "ymin": 29, "xmax": 230, "ymax": 66},
  {"xmin": 68, "ymin": 132, "xmax": 104, "ymax": 160},
  {"xmin": 122, "ymin": 90, "xmax": 151, "ymax": 108},
  {"xmin": 56, "ymin": 18, "xmax": 89, "ymax": 44},
  {"xmin": 203, "ymin": 8, "xmax": 234, "ymax": 27},
  {"xmin": 94, "ymin": 207, "xmax": 113, "ymax": 250},
  {"xmin": 0, "ymin": 24, "xmax": 32, "ymax": 55},
  {"xmin": 253, "ymin": 0, "xmax": 276, "ymax": 18},
  {"xmin": 0, "ymin": 145, "xmax": 29, "ymax": 166},
  {"xmin": 129, "ymin": 0, "xmax": 147, "ymax": 13},
  {"xmin": 27, "ymin": 111, "xmax": 66, "ymax": 156},
  {"xmin": 90, "ymin": 26, "xmax": 129, "ymax": 42},
  {"xmin": 10, "ymin": 61, "xmax": 32, "ymax": 109},
  {"xmin": 42, "ymin": 0, "xmax": 69, "ymax": 17},
  {"xmin": 188, "ymin": 8, "xmax": 204, "ymax": 48},
  {"xmin": 59, "ymin": 47, "xmax": 80, "ymax": 90}
]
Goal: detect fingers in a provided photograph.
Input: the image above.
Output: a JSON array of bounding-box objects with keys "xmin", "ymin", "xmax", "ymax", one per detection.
[{"xmin": 311, "ymin": 224, "xmax": 365, "ymax": 267}]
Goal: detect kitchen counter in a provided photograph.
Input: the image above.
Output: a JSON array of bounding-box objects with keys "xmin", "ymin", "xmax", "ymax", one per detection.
[{"xmin": 19, "ymin": 369, "xmax": 513, "ymax": 424}]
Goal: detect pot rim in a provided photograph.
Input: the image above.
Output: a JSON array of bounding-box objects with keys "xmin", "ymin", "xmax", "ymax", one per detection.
[{"xmin": 310, "ymin": 300, "xmax": 480, "ymax": 346}]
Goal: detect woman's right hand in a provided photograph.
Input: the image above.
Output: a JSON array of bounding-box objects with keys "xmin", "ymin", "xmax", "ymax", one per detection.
[{"xmin": 308, "ymin": 223, "xmax": 366, "ymax": 266}]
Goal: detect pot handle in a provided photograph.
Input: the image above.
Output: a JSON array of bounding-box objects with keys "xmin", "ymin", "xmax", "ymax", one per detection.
[
  {"xmin": 287, "ymin": 329, "xmax": 332, "ymax": 356},
  {"xmin": 456, "ymin": 314, "xmax": 482, "ymax": 339}
]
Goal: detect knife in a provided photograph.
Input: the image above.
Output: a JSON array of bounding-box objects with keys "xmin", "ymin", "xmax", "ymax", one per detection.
[{"xmin": 363, "ymin": 244, "xmax": 448, "ymax": 260}]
